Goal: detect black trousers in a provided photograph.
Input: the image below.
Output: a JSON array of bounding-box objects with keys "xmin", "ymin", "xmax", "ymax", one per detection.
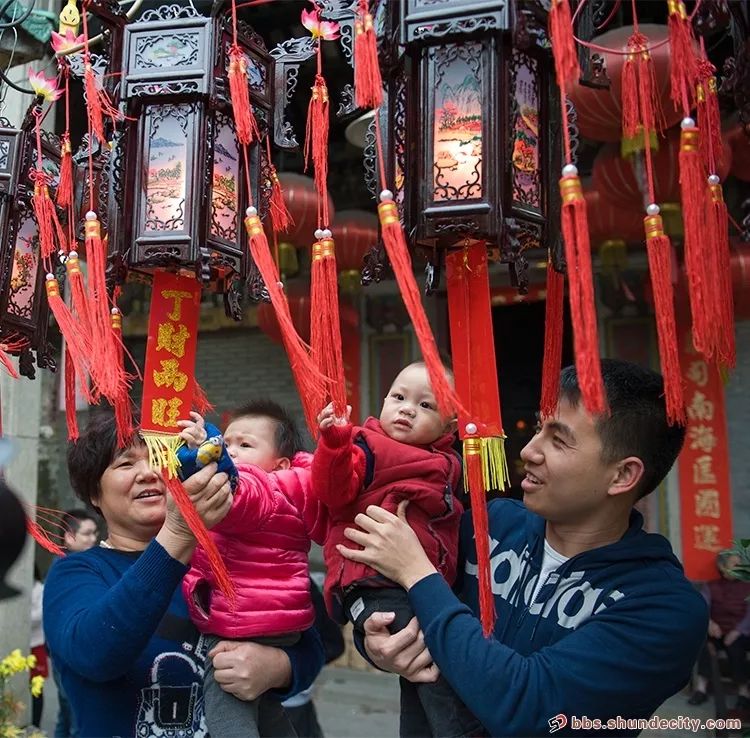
[
  {"xmin": 344, "ymin": 585, "xmax": 486, "ymax": 738},
  {"xmin": 697, "ymin": 635, "xmax": 750, "ymax": 685}
]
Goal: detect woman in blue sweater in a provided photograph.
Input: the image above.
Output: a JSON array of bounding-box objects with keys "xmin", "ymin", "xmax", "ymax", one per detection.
[{"xmin": 44, "ymin": 414, "xmax": 324, "ymax": 738}]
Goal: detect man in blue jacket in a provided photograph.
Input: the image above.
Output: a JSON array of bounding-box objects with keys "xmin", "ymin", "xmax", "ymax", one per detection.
[{"xmin": 337, "ymin": 359, "xmax": 708, "ymax": 736}]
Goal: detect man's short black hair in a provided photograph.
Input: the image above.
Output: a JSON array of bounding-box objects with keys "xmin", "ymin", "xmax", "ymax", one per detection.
[
  {"xmin": 559, "ymin": 359, "xmax": 686, "ymax": 500},
  {"xmin": 227, "ymin": 399, "xmax": 304, "ymax": 458},
  {"xmin": 67, "ymin": 412, "xmax": 141, "ymax": 512},
  {"xmin": 63, "ymin": 508, "xmax": 98, "ymax": 534}
]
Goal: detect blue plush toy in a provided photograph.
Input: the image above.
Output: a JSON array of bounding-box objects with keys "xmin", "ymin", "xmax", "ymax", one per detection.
[{"xmin": 176, "ymin": 421, "xmax": 239, "ymax": 492}]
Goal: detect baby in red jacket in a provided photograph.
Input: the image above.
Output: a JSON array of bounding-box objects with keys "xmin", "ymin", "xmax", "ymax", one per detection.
[
  {"xmin": 179, "ymin": 400, "xmax": 327, "ymax": 738},
  {"xmin": 313, "ymin": 361, "xmax": 484, "ymax": 737}
]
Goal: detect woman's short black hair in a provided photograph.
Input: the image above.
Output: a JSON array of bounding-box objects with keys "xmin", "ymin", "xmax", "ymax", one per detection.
[
  {"xmin": 67, "ymin": 413, "xmax": 140, "ymax": 512},
  {"xmin": 226, "ymin": 399, "xmax": 304, "ymax": 457}
]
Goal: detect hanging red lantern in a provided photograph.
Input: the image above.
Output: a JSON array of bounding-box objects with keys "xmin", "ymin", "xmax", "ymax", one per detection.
[
  {"xmin": 585, "ymin": 190, "xmax": 643, "ymax": 245},
  {"xmin": 727, "ymin": 125, "xmax": 750, "ymax": 183},
  {"xmin": 256, "ymin": 283, "xmax": 312, "ymax": 344},
  {"xmin": 731, "ymin": 239, "xmax": 750, "ymax": 320},
  {"xmin": 592, "ymin": 128, "xmax": 732, "ymax": 208},
  {"xmin": 278, "ymin": 172, "xmax": 335, "ymax": 248},
  {"xmin": 334, "ymin": 209, "xmax": 378, "ymax": 274},
  {"xmin": 568, "ymin": 25, "xmax": 684, "ymax": 143}
]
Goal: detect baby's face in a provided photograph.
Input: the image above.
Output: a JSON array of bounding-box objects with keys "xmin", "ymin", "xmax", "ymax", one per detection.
[
  {"xmin": 379, "ymin": 364, "xmax": 451, "ymax": 446},
  {"xmin": 224, "ymin": 416, "xmax": 281, "ymax": 472}
]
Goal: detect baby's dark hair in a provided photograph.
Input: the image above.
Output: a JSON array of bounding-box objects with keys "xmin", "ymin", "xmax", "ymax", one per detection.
[{"xmin": 226, "ymin": 399, "xmax": 304, "ymax": 458}]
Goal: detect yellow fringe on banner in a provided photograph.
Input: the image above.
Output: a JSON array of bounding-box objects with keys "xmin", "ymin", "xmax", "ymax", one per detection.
[
  {"xmin": 140, "ymin": 432, "xmax": 183, "ymax": 480},
  {"xmin": 463, "ymin": 436, "xmax": 510, "ymax": 494}
]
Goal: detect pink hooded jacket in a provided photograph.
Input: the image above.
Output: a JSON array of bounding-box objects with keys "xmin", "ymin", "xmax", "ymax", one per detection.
[{"xmin": 182, "ymin": 452, "xmax": 328, "ymax": 638}]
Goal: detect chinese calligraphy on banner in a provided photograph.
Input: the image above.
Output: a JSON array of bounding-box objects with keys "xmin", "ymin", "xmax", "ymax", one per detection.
[
  {"xmin": 677, "ymin": 326, "xmax": 733, "ymax": 581},
  {"xmin": 141, "ymin": 272, "xmax": 201, "ymax": 436}
]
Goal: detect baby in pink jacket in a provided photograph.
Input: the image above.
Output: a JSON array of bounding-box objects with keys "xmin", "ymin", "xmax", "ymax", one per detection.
[{"xmin": 179, "ymin": 399, "xmax": 327, "ymax": 738}]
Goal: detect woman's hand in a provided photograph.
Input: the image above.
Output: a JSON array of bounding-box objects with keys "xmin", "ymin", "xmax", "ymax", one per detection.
[
  {"xmin": 208, "ymin": 641, "xmax": 292, "ymax": 700},
  {"xmin": 363, "ymin": 613, "xmax": 439, "ymax": 683},
  {"xmin": 158, "ymin": 463, "xmax": 232, "ymax": 562},
  {"xmin": 336, "ymin": 501, "xmax": 437, "ymax": 589}
]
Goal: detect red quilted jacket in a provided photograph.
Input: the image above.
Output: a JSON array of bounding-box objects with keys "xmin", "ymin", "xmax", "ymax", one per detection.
[
  {"xmin": 312, "ymin": 418, "xmax": 463, "ymax": 619},
  {"xmin": 183, "ymin": 452, "xmax": 328, "ymax": 638}
]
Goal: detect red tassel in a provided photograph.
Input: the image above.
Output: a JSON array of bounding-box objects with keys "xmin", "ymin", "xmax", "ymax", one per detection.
[
  {"xmin": 26, "ymin": 516, "xmax": 66, "ymax": 556},
  {"xmin": 679, "ymin": 125, "xmax": 712, "ymax": 358},
  {"xmin": 548, "ymin": 0, "xmax": 579, "ymax": 87},
  {"xmin": 228, "ymin": 46, "xmax": 260, "ymax": 146},
  {"xmin": 192, "ymin": 380, "xmax": 214, "ymax": 415},
  {"xmin": 696, "ymin": 62, "xmax": 723, "ymax": 173},
  {"xmin": 559, "ymin": 174, "xmax": 607, "ymax": 415},
  {"xmin": 354, "ymin": 0, "xmax": 383, "ymax": 109},
  {"xmin": 622, "ymin": 35, "xmax": 665, "ymax": 141},
  {"xmin": 244, "ymin": 210, "xmax": 328, "ymax": 433},
  {"xmin": 706, "ymin": 182, "xmax": 735, "ymax": 369},
  {"xmin": 667, "ymin": 0, "xmax": 697, "ymax": 112},
  {"xmin": 110, "ymin": 308, "xmax": 134, "ymax": 448},
  {"xmin": 84, "ymin": 214, "xmax": 124, "ymax": 402},
  {"xmin": 30, "ymin": 172, "xmax": 58, "ymax": 261},
  {"xmin": 377, "ymin": 197, "xmax": 466, "ymax": 418},
  {"xmin": 84, "ymin": 62, "xmax": 120, "ymax": 146},
  {"xmin": 164, "ymin": 475, "xmax": 235, "ymax": 606},
  {"xmin": 540, "ymin": 262, "xmax": 565, "ymax": 418},
  {"xmin": 304, "ymin": 75, "xmax": 331, "ymax": 227},
  {"xmin": 64, "ymin": 346, "xmax": 79, "ymax": 441},
  {"xmin": 57, "ymin": 135, "xmax": 74, "ymax": 209},
  {"xmin": 45, "ymin": 275, "xmax": 93, "ymax": 402},
  {"xmin": 464, "ymin": 441, "xmax": 496, "ymax": 637},
  {"xmin": 310, "ymin": 236, "xmax": 347, "ymax": 416},
  {"xmin": 269, "ymin": 166, "xmax": 293, "ymax": 236},
  {"xmin": 644, "ymin": 214, "xmax": 685, "ymax": 425},
  {"xmin": 65, "ymin": 250, "xmax": 93, "ymax": 339}
]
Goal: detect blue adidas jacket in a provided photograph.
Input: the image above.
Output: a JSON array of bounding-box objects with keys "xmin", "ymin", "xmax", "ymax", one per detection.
[{"xmin": 408, "ymin": 498, "xmax": 708, "ymax": 736}]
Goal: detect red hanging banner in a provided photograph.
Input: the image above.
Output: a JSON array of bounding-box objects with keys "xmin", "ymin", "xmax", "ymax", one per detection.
[
  {"xmin": 677, "ymin": 323, "xmax": 733, "ymax": 581},
  {"xmin": 141, "ymin": 272, "xmax": 201, "ymax": 442}
]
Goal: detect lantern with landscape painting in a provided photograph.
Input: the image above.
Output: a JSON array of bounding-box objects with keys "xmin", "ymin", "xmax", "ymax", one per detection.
[
  {"xmin": 393, "ymin": 0, "xmax": 560, "ymax": 285},
  {"xmin": 110, "ymin": 4, "xmax": 274, "ymax": 315},
  {"xmin": 0, "ymin": 105, "xmax": 55, "ymax": 378}
]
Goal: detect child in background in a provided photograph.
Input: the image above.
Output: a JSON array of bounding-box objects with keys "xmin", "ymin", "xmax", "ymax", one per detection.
[
  {"xmin": 313, "ymin": 361, "xmax": 485, "ymax": 738},
  {"xmin": 178, "ymin": 400, "xmax": 327, "ymax": 738}
]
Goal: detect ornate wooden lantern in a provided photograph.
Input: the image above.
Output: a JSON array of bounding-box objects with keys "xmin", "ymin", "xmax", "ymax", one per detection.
[
  {"xmin": 111, "ymin": 5, "xmax": 274, "ymax": 313},
  {"xmin": 0, "ymin": 104, "xmax": 55, "ymax": 378},
  {"xmin": 394, "ymin": 0, "xmax": 561, "ymax": 288}
]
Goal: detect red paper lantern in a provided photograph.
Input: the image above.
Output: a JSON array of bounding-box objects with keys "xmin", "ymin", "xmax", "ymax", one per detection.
[
  {"xmin": 728, "ymin": 125, "xmax": 750, "ymax": 183},
  {"xmin": 568, "ymin": 25, "xmax": 684, "ymax": 143},
  {"xmin": 334, "ymin": 210, "xmax": 378, "ymax": 274},
  {"xmin": 585, "ymin": 190, "xmax": 643, "ymax": 245},
  {"xmin": 256, "ymin": 283, "xmax": 311, "ymax": 344},
  {"xmin": 592, "ymin": 128, "xmax": 732, "ymax": 208},
  {"xmin": 278, "ymin": 173, "xmax": 335, "ymax": 248}
]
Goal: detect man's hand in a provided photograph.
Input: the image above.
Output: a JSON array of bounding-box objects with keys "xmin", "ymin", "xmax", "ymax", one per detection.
[
  {"xmin": 209, "ymin": 641, "xmax": 292, "ymax": 700},
  {"xmin": 363, "ymin": 613, "xmax": 439, "ymax": 684},
  {"xmin": 336, "ymin": 501, "xmax": 437, "ymax": 589},
  {"xmin": 177, "ymin": 411, "xmax": 207, "ymax": 449},
  {"xmin": 708, "ymin": 619, "xmax": 723, "ymax": 639},
  {"xmin": 724, "ymin": 629, "xmax": 741, "ymax": 647},
  {"xmin": 318, "ymin": 402, "xmax": 352, "ymax": 431}
]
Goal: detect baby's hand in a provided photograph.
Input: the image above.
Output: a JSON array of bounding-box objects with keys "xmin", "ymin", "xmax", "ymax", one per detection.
[
  {"xmin": 318, "ymin": 402, "xmax": 352, "ymax": 431},
  {"xmin": 177, "ymin": 411, "xmax": 208, "ymax": 449}
]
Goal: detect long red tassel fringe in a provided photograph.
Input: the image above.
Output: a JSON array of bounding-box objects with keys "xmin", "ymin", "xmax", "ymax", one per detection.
[
  {"xmin": 559, "ymin": 173, "xmax": 607, "ymax": 415},
  {"xmin": 26, "ymin": 516, "xmax": 66, "ymax": 556},
  {"xmin": 354, "ymin": 0, "xmax": 382, "ymax": 109},
  {"xmin": 644, "ymin": 214, "xmax": 685, "ymax": 425},
  {"xmin": 228, "ymin": 46, "xmax": 260, "ymax": 145},
  {"xmin": 244, "ymin": 209, "xmax": 327, "ymax": 433},
  {"xmin": 377, "ymin": 196, "xmax": 466, "ymax": 418},
  {"xmin": 110, "ymin": 308, "xmax": 134, "ymax": 448},
  {"xmin": 548, "ymin": 0, "xmax": 579, "ymax": 87},
  {"xmin": 64, "ymin": 347, "xmax": 79, "ymax": 440},
  {"xmin": 310, "ymin": 236, "xmax": 347, "ymax": 416},
  {"xmin": 540, "ymin": 262, "xmax": 565, "ymax": 418},
  {"xmin": 269, "ymin": 166, "xmax": 293, "ymax": 236},
  {"xmin": 57, "ymin": 135, "xmax": 74, "ymax": 209},
  {"xmin": 464, "ymin": 444, "xmax": 496, "ymax": 637},
  {"xmin": 667, "ymin": 0, "xmax": 697, "ymax": 112},
  {"xmin": 31, "ymin": 172, "xmax": 58, "ymax": 261},
  {"xmin": 192, "ymin": 380, "xmax": 215, "ymax": 415},
  {"xmin": 304, "ymin": 75, "xmax": 331, "ymax": 226},
  {"xmin": 84, "ymin": 63, "xmax": 120, "ymax": 146}
]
